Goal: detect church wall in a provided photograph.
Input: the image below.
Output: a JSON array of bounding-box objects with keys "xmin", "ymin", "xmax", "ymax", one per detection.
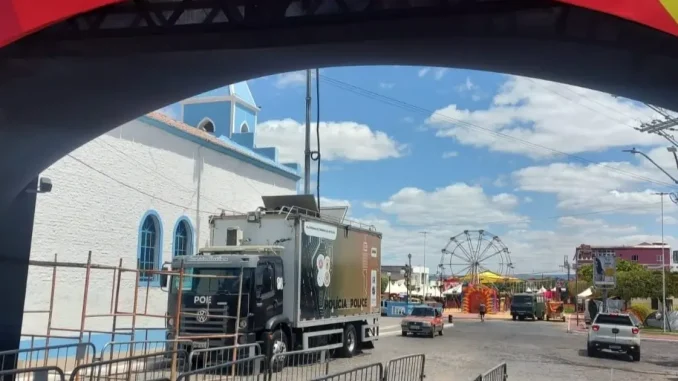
[
  {"xmin": 234, "ymin": 103, "xmax": 257, "ymax": 135},
  {"xmin": 182, "ymin": 101, "xmax": 231, "ymax": 137},
  {"xmin": 23, "ymin": 118, "xmax": 297, "ymax": 350}
]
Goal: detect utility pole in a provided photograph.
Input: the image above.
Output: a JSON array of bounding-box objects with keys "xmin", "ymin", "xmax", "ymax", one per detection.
[
  {"xmin": 420, "ymin": 231, "xmax": 428, "ymax": 299},
  {"xmin": 635, "ymin": 104, "xmax": 678, "ymax": 150},
  {"xmin": 303, "ymin": 69, "xmax": 313, "ymax": 194},
  {"xmin": 655, "ymin": 192, "xmax": 669, "ymax": 333},
  {"xmin": 401, "ymin": 254, "xmax": 413, "ymax": 313}
]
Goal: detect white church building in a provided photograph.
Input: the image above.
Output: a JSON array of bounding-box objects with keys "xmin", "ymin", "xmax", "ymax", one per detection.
[{"xmin": 22, "ymin": 82, "xmax": 300, "ymax": 349}]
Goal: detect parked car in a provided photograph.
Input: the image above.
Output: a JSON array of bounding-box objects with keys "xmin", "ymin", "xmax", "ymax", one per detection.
[
  {"xmin": 401, "ymin": 306, "xmax": 444, "ymax": 338},
  {"xmin": 587, "ymin": 312, "xmax": 641, "ymax": 361}
]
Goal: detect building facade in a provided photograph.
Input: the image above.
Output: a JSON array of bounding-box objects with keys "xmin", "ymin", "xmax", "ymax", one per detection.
[
  {"xmin": 574, "ymin": 243, "xmax": 672, "ymax": 270},
  {"xmin": 23, "ymin": 82, "xmax": 300, "ymax": 349}
]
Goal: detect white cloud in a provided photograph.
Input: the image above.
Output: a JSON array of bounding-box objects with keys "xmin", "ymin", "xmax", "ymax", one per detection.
[
  {"xmin": 441, "ymin": 151, "xmax": 458, "ymax": 159},
  {"xmin": 379, "ymin": 82, "xmax": 395, "ymax": 89},
  {"xmin": 512, "ymin": 161, "xmax": 669, "ymax": 214},
  {"xmin": 524, "ymin": 196, "xmax": 533, "ymax": 203},
  {"xmin": 426, "ymin": 75, "xmax": 664, "ymax": 158},
  {"xmin": 456, "ymin": 77, "xmax": 477, "ymax": 92},
  {"xmin": 658, "ymin": 216, "xmax": 678, "ymax": 225},
  {"xmin": 255, "ymin": 119, "xmax": 407, "ymax": 164},
  {"xmin": 274, "ymin": 71, "xmax": 306, "ymax": 88},
  {"xmin": 319, "ymin": 197, "xmax": 350, "ymax": 207},
  {"xmin": 417, "ymin": 67, "xmax": 447, "ymax": 80},
  {"xmin": 374, "ymin": 183, "xmax": 526, "ymax": 227},
  {"xmin": 355, "ymin": 184, "xmax": 672, "ymax": 272},
  {"xmin": 402, "ymin": 116, "xmax": 414, "ymax": 123}
]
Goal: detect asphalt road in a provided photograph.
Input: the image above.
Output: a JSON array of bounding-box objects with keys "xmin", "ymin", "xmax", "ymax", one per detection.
[{"xmin": 325, "ymin": 318, "xmax": 678, "ymax": 381}]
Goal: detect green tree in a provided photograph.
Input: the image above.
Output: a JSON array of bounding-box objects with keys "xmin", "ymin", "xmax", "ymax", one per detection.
[
  {"xmin": 381, "ymin": 275, "xmax": 389, "ymax": 293},
  {"xmin": 578, "ymin": 264, "xmax": 593, "ymax": 282}
]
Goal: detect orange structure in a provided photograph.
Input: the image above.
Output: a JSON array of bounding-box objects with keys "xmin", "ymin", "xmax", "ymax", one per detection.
[{"xmin": 461, "ymin": 284, "xmax": 496, "ymax": 314}]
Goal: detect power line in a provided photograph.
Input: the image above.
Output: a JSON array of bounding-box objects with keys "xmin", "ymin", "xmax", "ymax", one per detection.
[{"xmin": 319, "ymin": 75, "xmax": 675, "ymax": 188}]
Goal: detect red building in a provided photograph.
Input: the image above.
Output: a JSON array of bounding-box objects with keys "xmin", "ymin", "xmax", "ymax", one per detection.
[{"xmin": 574, "ymin": 243, "xmax": 671, "ymax": 269}]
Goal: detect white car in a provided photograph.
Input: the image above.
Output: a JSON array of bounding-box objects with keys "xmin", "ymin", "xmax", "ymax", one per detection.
[{"xmin": 587, "ymin": 312, "xmax": 641, "ymax": 361}]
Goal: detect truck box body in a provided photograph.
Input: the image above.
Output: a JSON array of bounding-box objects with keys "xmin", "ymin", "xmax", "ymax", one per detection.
[{"xmin": 210, "ymin": 211, "xmax": 382, "ymax": 328}]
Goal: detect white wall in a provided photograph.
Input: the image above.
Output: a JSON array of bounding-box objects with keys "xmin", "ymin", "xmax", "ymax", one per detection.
[{"xmin": 24, "ymin": 119, "xmax": 296, "ymax": 342}]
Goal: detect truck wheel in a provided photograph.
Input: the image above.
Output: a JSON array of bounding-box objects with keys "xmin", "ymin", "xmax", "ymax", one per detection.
[
  {"xmin": 341, "ymin": 324, "xmax": 358, "ymax": 358},
  {"xmin": 269, "ymin": 329, "xmax": 288, "ymax": 372}
]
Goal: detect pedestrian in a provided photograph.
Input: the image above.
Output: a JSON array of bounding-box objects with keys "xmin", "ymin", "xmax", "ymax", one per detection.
[{"xmin": 479, "ymin": 302, "xmax": 486, "ymax": 322}]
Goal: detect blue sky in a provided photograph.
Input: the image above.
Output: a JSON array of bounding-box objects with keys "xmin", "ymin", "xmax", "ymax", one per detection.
[{"xmin": 160, "ymin": 66, "xmax": 678, "ymax": 276}]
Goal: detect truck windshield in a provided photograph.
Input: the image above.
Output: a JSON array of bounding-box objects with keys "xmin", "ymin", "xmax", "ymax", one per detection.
[
  {"xmin": 170, "ymin": 268, "xmax": 252, "ymax": 295},
  {"xmin": 410, "ymin": 308, "xmax": 435, "ymax": 317},
  {"xmin": 513, "ymin": 295, "xmax": 533, "ymax": 304}
]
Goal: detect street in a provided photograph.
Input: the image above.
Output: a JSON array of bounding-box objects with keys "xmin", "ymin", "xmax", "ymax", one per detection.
[{"xmin": 326, "ymin": 318, "xmax": 678, "ymax": 381}]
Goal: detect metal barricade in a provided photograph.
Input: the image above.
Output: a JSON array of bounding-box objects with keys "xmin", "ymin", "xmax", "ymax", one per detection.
[
  {"xmin": 69, "ymin": 350, "xmax": 188, "ymax": 381},
  {"xmin": 177, "ymin": 355, "xmax": 266, "ymax": 381},
  {"xmin": 100, "ymin": 340, "xmax": 192, "ymax": 361},
  {"xmin": 268, "ymin": 348, "xmax": 331, "ymax": 381},
  {"xmin": 472, "ymin": 362, "xmax": 507, "ymax": 381},
  {"xmin": 0, "ymin": 343, "xmax": 96, "ymax": 372},
  {"xmin": 188, "ymin": 343, "xmax": 261, "ymax": 371},
  {"xmin": 310, "ymin": 363, "xmax": 383, "ymax": 381},
  {"xmin": 0, "ymin": 366, "xmax": 66, "ymax": 381},
  {"xmin": 383, "ymin": 354, "xmax": 425, "ymax": 381}
]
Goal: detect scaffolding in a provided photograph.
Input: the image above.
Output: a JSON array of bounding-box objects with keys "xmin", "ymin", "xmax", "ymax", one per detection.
[{"xmin": 22, "ymin": 252, "xmax": 248, "ymax": 376}]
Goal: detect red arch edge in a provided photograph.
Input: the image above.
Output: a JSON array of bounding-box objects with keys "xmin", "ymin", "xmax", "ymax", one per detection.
[
  {"xmin": 1, "ymin": 0, "xmax": 677, "ymax": 49},
  {"xmin": 0, "ymin": 0, "xmax": 124, "ymax": 48},
  {"xmin": 556, "ymin": 0, "xmax": 678, "ymax": 37}
]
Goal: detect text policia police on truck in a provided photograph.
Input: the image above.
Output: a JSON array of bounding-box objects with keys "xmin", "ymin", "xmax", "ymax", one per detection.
[{"xmin": 159, "ymin": 195, "xmax": 382, "ymax": 368}]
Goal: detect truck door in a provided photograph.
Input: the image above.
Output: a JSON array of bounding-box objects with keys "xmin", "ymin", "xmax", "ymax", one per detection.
[{"xmin": 254, "ymin": 260, "xmax": 282, "ymax": 330}]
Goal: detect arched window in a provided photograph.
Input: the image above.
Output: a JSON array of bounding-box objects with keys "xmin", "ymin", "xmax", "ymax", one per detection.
[
  {"xmin": 240, "ymin": 122, "xmax": 249, "ymax": 133},
  {"xmin": 138, "ymin": 211, "xmax": 162, "ymax": 282},
  {"xmin": 197, "ymin": 118, "xmax": 215, "ymax": 134},
  {"xmin": 173, "ymin": 218, "xmax": 193, "ymax": 257}
]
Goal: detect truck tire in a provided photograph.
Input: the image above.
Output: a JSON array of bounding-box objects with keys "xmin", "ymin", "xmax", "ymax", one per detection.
[
  {"xmin": 340, "ymin": 324, "xmax": 358, "ymax": 358},
  {"xmin": 269, "ymin": 329, "xmax": 288, "ymax": 372}
]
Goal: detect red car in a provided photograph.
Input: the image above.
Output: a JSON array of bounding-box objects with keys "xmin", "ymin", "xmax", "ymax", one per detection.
[{"xmin": 401, "ymin": 306, "xmax": 444, "ymax": 338}]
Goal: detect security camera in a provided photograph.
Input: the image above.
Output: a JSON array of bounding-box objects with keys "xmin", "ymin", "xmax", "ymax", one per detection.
[{"xmin": 25, "ymin": 177, "xmax": 52, "ymax": 194}]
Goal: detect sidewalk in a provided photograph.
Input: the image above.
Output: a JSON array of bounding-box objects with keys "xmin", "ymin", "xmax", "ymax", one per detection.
[{"xmin": 566, "ymin": 314, "xmax": 678, "ymax": 342}]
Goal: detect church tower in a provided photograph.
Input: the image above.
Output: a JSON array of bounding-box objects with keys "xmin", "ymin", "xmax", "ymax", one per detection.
[{"xmin": 179, "ymin": 82, "xmax": 298, "ymax": 174}]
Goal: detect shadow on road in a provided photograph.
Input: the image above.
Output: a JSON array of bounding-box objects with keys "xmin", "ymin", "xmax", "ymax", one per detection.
[{"xmin": 576, "ymin": 349, "xmax": 633, "ymax": 363}]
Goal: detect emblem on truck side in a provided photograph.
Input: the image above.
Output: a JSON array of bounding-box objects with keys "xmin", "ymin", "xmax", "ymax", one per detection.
[{"xmin": 196, "ymin": 309, "xmax": 208, "ymax": 323}]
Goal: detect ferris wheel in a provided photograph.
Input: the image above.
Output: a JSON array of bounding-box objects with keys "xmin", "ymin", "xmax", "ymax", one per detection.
[{"xmin": 439, "ymin": 230, "xmax": 513, "ymax": 285}]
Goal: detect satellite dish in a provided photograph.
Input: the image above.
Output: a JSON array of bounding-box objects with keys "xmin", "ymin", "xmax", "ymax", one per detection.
[{"xmin": 670, "ymin": 193, "xmax": 678, "ymax": 205}]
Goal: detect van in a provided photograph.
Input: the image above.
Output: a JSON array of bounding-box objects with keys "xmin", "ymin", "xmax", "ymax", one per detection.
[{"xmin": 511, "ymin": 293, "xmax": 546, "ymax": 321}]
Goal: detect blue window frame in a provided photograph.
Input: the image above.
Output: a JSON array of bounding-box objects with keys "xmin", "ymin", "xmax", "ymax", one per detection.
[
  {"xmin": 173, "ymin": 219, "xmax": 193, "ymax": 257},
  {"xmin": 138, "ymin": 211, "xmax": 162, "ymax": 283}
]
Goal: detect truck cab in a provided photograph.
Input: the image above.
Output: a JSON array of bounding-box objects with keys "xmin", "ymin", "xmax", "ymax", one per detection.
[{"xmin": 162, "ymin": 246, "xmax": 285, "ymax": 350}]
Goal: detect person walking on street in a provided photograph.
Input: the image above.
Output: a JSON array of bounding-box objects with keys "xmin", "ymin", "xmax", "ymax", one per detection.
[{"xmin": 479, "ymin": 303, "xmax": 487, "ymax": 322}]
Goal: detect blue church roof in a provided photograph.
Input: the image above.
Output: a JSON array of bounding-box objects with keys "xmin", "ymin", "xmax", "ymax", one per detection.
[{"xmin": 189, "ymin": 82, "xmax": 257, "ymax": 108}]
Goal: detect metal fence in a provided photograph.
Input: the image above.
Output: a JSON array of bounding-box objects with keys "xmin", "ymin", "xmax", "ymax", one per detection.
[
  {"xmin": 0, "ymin": 366, "xmax": 66, "ymax": 381},
  {"xmin": 177, "ymin": 355, "xmax": 266, "ymax": 381},
  {"xmin": 383, "ymin": 354, "xmax": 424, "ymax": 381},
  {"xmin": 187, "ymin": 343, "xmax": 261, "ymax": 371},
  {"xmin": 472, "ymin": 363, "xmax": 507, "ymax": 381},
  {"xmin": 310, "ymin": 363, "xmax": 383, "ymax": 381},
  {"xmin": 69, "ymin": 349, "xmax": 188, "ymax": 381},
  {"xmin": 268, "ymin": 348, "xmax": 331, "ymax": 381},
  {"xmin": 100, "ymin": 340, "xmax": 193, "ymax": 361},
  {"xmin": 0, "ymin": 343, "xmax": 96, "ymax": 371}
]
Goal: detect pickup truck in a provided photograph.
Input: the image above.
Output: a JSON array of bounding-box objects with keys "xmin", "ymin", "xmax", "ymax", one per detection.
[{"xmin": 587, "ymin": 312, "xmax": 641, "ymax": 361}]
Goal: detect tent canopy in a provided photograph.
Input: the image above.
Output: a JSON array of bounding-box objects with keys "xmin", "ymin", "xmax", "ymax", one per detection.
[{"xmin": 461, "ymin": 271, "xmax": 521, "ymax": 284}]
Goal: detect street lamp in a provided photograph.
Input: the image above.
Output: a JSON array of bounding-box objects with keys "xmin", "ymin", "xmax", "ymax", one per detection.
[
  {"xmin": 401, "ymin": 254, "xmax": 413, "ymax": 312},
  {"xmin": 622, "ymin": 147, "xmax": 678, "ymax": 184},
  {"xmin": 420, "ymin": 232, "xmax": 428, "ymax": 299},
  {"xmin": 654, "ymin": 192, "xmax": 669, "ymax": 333}
]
